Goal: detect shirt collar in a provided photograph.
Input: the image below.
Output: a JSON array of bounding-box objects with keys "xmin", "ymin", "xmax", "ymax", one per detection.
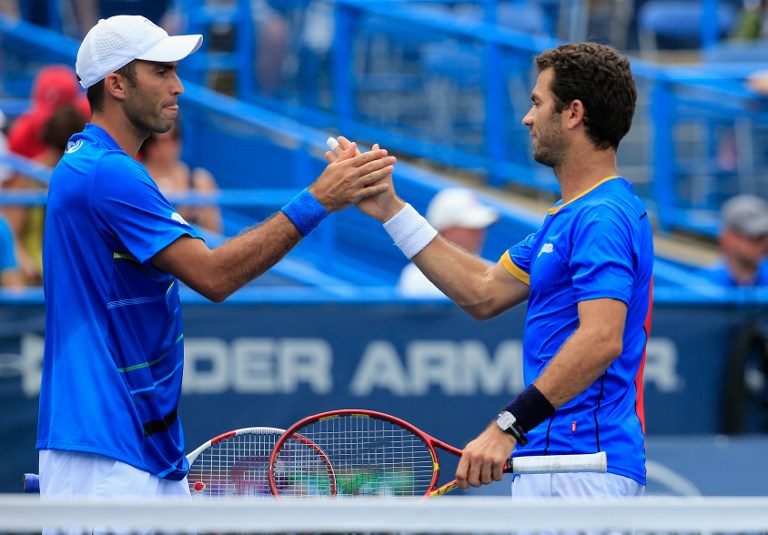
[{"xmin": 548, "ymin": 175, "xmax": 621, "ymax": 215}]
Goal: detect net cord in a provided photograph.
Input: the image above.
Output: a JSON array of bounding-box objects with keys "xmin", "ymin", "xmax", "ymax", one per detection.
[{"xmin": 1, "ymin": 496, "xmax": 768, "ymax": 532}]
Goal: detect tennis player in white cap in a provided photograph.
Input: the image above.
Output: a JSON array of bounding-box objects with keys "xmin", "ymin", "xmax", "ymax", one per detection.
[
  {"xmin": 397, "ymin": 188, "xmax": 499, "ymax": 297},
  {"xmin": 37, "ymin": 15, "xmax": 394, "ymax": 514}
]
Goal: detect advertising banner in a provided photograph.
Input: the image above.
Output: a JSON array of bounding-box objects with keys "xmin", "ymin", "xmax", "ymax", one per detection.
[{"xmin": 1, "ymin": 300, "xmax": 765, "ymax": 493}]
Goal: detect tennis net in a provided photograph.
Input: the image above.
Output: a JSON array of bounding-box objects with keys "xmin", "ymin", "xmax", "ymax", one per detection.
[{"xmin": 1, "ymin": 495, "xmax": 768, "ymax": 534}]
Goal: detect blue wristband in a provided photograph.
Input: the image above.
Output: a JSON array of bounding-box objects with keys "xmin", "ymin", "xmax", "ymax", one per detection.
[
  {"xmin": 280, "ymin": 188, "xmax": 329, "ymax": 236},
  {"xmin": 503, "ymin": 384, "xmax": 556, "ymax": 433}
]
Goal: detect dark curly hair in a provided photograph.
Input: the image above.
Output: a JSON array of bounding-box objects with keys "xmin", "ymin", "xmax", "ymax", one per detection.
[{"xmin": 535, "ymin": 43, "xmax": 637, "ymax": 151}]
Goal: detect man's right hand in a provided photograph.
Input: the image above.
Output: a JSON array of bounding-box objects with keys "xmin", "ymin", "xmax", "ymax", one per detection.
[
  {"xmin": 309, "ymin": 140, "xmax": 396, "ymax": 214},
  {"xmin": 455, "ymin": 422, "xmax": 517, "ymax": 490},
  {"xmin": 324, "ymin": 136, "xmax": 405, "ymax": 223}
]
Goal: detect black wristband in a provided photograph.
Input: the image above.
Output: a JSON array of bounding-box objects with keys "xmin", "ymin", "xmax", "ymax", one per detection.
[{"xmin": 503, "ymin": 384, "xmax": 556, "ymax": 433}]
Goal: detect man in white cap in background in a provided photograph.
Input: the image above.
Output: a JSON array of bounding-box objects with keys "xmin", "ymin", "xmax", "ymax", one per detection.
[
  {"xmin": 37, "ymin": 15, "xmax": 395, "ymax": 509},
  {"xmin": 699, "ymin": 194, "xmax": 768, "ymax": 287},
  {"xmin": 397, "ymin": 188, "xmax": 499, "ymax": 297}
]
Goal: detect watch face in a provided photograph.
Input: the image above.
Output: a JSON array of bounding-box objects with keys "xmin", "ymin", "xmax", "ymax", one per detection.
[{"xmin": 497, "ymin": 411, "xmax": 515, "ymax": 429}]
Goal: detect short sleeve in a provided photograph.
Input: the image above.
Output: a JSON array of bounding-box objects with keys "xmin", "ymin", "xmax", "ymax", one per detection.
[
  {"xmin": 501, "ymin": 232, "xmax": 536, "ymax": 285},
  {"xmin": 91, "ymin": 153, "xmax": 203, "ymax": 265}
]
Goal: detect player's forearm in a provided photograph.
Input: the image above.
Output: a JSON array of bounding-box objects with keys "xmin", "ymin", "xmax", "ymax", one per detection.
[
  {"xmin": 534, "ymin": 326, "xmax": 623, "ymax": 408},
  {"xmin": 383, "ymin": 202, "xmax": 523, "ymax": 318},
  {"xmin": 411, "ymin": 237, "xmax": 502, "ymax": 319},
  {"xmin": 183, "ymin": 213, "xmax": 303, "ymax": 302}
]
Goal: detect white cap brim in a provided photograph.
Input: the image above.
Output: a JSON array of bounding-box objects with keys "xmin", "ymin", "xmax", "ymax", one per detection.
[
  {"xmin": 137, "ymin": 34, "xmax": 203, "ymax": 63},
  {"xmin": 431, "ymin": 206, "xmax": 499, "ymax": 231}
]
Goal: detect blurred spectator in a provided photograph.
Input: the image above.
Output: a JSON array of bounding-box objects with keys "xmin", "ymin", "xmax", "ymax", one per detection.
[
  {"xmin": 733, "ymin": 1, "xmax": 768, "ymax": 96},
  {"xmin": 698, "ymin": 194, "xmax": 768, "ymax": 287},
  {"xmin": 0, "ymin": 213, "xmax": 22, "ymax": 288},
  {"xmin": 0, "ymin": 110, "xmax": 22, "ymax": 288},
  {"xmin": 0, "ymin": 110, "xmax": 12, "ymax": 187},
  {"xmin": 724, "ymin": 1, "xmax": 768, "ymax": 97},
  {"xmin": 397, "ymin": 188, "xmax": 498, "ymax": 297},
  {"xmin": 140, "ymin": 122, "xmax": 223, "ymax": 234},
  {"xmin": 252, "ymin": 0, "xmax": 292, "ymax": 96},
  {"xmin": 1, "ymin": 108, "xmax": 23, "ymax": 280},
  {"xmin": 0, "ymin": 0, "xmax": 18, "ymax": 18},
  {"xmin": 730, "ymin": 0, "xmax": 768, "ymax": 41},
  {"xmin": 71, "ymin": 0, "xmax": 175, "ymax": 36},
  {"xmin": 7, "ymin": 65, "xmax": 89, "ymax": 160},
  {"xmin": 3, "ymin": 105, "xmax": 87, "ymax": 285},
  {"xmin": 747, "ymin": 69, "xmax": 768, "ymax": 95},
  {"xmin": 19, "ymin": 0, "xmax": 174, "ymax": 37}
]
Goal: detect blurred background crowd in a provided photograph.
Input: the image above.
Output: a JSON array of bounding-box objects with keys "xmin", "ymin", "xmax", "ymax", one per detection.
[{"xmin": 2, "ymin": 0, "xmax": 768, "ymax": 290}]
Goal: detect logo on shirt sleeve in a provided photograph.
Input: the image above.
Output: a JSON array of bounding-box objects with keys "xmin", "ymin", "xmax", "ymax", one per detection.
[
  {"xmin": 171, "ymin": 212, "xmax": 190, "ymax": 226},
  {"xmin": 65, "ymin": 140, "xmax": 83, "ymax": 153}
]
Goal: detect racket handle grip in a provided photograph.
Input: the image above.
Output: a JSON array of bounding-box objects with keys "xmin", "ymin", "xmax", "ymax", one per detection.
[
  {"xmin": 506, "ymin": 451, "xmax": 607, "ymax": 474},
  {"xmin": 430, "ymin": 452, "xmax": 606, "ymax": 498}
]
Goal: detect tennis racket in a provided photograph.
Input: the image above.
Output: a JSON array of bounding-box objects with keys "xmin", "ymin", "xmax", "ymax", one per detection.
[
  {"xmin": 24, "ymin": 427, "xmax": 295, "ymax": 498},
  {"xmin": 268, "ymin": 409, "xmax": 607, "ymax": 498},
  {"xmin": 187, "ymin": 426, "xmax": 287, "ymax": 499}
]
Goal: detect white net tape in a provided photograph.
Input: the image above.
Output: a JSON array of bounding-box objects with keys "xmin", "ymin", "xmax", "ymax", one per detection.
[{"xmin": 1, "ymin": 495, "xmax": 768, "ymax": 533}]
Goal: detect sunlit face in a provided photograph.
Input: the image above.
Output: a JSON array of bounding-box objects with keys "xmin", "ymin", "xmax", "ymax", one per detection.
[
  {"xmin": 522, "ymin": 68, "xmax": 567, "ymax": 169},
  {"xmin": 122, "ymin": 60, "xmax": 184, "ymax": 135}
]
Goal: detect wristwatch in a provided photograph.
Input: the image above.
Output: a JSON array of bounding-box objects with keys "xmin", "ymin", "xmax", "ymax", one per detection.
[{"xmin": 496, "ymin": 410, "xmax": 528, "ymax": 446}]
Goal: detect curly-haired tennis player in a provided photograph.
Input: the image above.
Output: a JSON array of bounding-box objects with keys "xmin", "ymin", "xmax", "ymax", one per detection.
[{"xmin": 331, "ymin": 42, "xmax": 652, "ymax": 499}]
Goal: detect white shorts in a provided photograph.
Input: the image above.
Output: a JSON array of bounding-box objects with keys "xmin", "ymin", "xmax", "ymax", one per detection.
[
  {"xmin": 39, "ymin": 449, "xmax": 190, "ymax": 535},
  {"xmin": 510, "ymin": 472, "xmax": 643, "ymax": 535},
  {"xmin": 511, "ymin": 471, "xmax": 644, "ymax": 498}
]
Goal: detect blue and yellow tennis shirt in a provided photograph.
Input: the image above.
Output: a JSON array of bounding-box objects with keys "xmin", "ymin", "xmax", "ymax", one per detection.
[{"xmin": 502, "ymin": 176, "xmax": 654, "ymax": 486}]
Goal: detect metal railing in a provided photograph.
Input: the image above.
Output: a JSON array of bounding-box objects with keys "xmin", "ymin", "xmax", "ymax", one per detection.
[{"xmin": 2, "ymin": 8, "xmax": 766, "ymax": 297}]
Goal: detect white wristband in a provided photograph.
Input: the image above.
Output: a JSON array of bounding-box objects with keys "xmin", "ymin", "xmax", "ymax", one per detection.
[{"xmin": 383, "ymin": 203, "xmax": 438, "ymax": 259}]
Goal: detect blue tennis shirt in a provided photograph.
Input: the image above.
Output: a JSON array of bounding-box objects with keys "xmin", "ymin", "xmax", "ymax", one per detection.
[
  {"xmin": 37, "ymin": 124, "xmax": 203, "ymax": 480},
  {"xmin": 501, "ymin": 177, "xmax": 653, "ymax": 485}
]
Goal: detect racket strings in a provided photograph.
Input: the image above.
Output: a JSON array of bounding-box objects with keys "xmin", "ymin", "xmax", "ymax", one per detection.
[
  {"xmin": 188, "ymin": 431, "xmax": 282, "ymax": 499},
  {"xmin": 274, "ymin": 415, "xmax": 436, "ymax": 497}
]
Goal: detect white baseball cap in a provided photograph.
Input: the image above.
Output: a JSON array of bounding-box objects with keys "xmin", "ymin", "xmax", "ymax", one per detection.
[
  {"xmin": 76, "ymin": 15, "xmax": 203, "ymax": 89},
  {"xmin": 721, "ymin": 194, "xmax": 768, "ymax": 238},
  {"xmin": 426, "ymin": 188, "xmax": 499, "ymax": 232}
]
